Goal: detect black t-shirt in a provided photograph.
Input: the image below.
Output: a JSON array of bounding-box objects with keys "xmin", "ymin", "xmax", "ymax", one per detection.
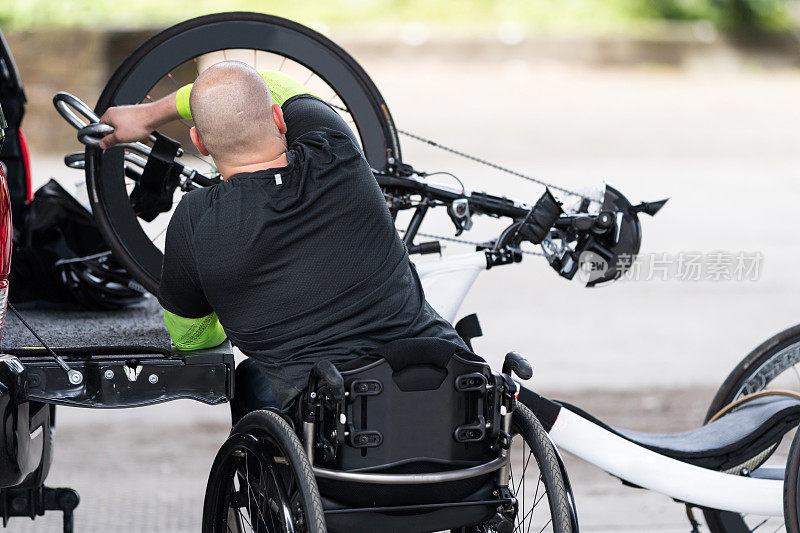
[{"xmin": 158, "ymin": 95, "xmax": 465, "ymax": 407}]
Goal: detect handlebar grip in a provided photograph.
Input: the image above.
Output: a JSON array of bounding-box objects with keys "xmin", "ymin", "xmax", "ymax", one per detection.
[
  {"xmin": 77, "ymin": 123, "xmax": 114, "ymax": 147},
  {"xmin": 407, "ymin": 241, "xmax": 441, "ymax": 255},
  {"xmin": 64, "ymin": 152, "xmax": 85, "ymax": 170},
  {"xmin": 522, "ymin": 188, "xmax": 563, "ymax": 245}
]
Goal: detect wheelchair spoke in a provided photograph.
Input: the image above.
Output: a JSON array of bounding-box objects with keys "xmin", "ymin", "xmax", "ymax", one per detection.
[
  {"xmin": 515, "ymin": 450, "xmax": 534, "ymax": 495},
  {"xmin": 537, "ymin": 518, "xmax": 553, "ymax": 533}
]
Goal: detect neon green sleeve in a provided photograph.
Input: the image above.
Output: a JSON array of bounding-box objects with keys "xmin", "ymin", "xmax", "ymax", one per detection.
[
  {"xmin": 175, "ymin": 70, "xmax": 314, "ymax": 120},
  {"xmin": 163, "ymin": 309, "xmax": 227, "ymax": 351},
  {"xmin": 175, "ymin": 84, "xmax": 193, "ymax": 120}
]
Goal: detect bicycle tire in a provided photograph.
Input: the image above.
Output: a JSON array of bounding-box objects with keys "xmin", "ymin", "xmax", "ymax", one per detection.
[
  {"xmin": 702, "ymin": 324, "xmax": 800, "ymax": 532},
  {"xmin": 86, "ymin": 12, "xmax": 401, "ymax": 294},
  {"xmin": 203, "ymin": 409, "xmax": 326, "ymax": 533},
  {"xmin": 786, "ymin": 428, "xmax": 800, "ymax": 533}
]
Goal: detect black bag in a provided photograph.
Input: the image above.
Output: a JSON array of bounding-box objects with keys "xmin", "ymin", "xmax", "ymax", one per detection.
[{"xmin": 9, "ymin": 179, "xmax": 145, "ymax": 309}]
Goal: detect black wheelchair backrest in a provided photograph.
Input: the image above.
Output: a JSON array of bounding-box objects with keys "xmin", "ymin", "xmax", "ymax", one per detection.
[{"xmin": 313, "ymin": 338, "xmax": 504, "ymax": 472}]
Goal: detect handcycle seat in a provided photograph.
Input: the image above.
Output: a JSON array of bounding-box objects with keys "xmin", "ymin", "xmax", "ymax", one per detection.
[{"xmin": 561, "ymin": 396, "xmax": 800, "ymax": 470}]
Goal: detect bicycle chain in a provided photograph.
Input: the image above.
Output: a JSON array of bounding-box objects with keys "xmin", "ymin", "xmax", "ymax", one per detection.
[
  {"xmin": 332, "ymin": 103, "xmax": 576, "ymax": 254},
  {"xmin": 391, "ymin": 127, "xmax": 575, "ymax": 256},
  {"xmin": 395, "ymin": 127, "xmax": 587, "ymax": 199}
]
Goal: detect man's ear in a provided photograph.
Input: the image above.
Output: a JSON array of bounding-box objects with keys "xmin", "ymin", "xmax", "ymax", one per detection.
[
  {"xmin": 189, "ymin": 126, "xmax": 210, "ymax": 156},
  {"xmin": 272, "ymin": 103, "xmax": 287, "ymax": 135}
]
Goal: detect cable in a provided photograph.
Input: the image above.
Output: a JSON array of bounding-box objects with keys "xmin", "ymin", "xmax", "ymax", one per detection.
[
  {"xmin": 418, "ymin": 171, "xmax": 465, "ymax": 195},
  {"xmin": 7, "ymin": 303, "xmax": 72, "ymax": 373}
]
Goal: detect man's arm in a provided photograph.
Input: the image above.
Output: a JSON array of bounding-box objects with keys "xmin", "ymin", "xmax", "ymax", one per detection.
[
  {"xmin": 164, "ymin": 309, "xmax": 227, "ymax": 351},
  {"xmin": 158, "ymin": 198, "xmax": 227, "ymax": 351},
  {"xmin": 99, "ymin": 69, "xmax": 351, "ymax": 149}
]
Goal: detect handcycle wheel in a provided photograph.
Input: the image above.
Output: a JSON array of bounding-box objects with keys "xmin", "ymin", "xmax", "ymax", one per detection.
[
  {"xmin": 785, "ymin": 429, "xmax": 800, "ymax": 533},
  {"xmin": 203, "ymin": 409, "xmax": 326, "ymax": 533},
  {"xmin": 459, "ymin": 403, "xmax": 576, "ymax": 533},
  {"xmin": 700, "ymin": 324, "xmax": 800, "ymax": 532},
  {"xmin": 85, "ymin": 12, "xmax": 401, "ymax": 294}
]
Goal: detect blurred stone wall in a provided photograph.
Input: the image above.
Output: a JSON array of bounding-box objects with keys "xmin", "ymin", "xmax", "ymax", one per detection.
[
  {"xmin": 5, "ymin": 29, "xmax": 156, "ymax": 155},
  {"xmin": 5, "ymin": 27, "xmax": 800, "ymax": 156}
]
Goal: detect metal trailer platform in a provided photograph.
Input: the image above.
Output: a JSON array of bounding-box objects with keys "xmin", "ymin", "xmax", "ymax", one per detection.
[
  {"xmin": 1, "ymin": 297, "xmax": 234, "ymax": 408},
  {"xmin": 0, "ymin": 297, "xmax": 234, "ymax": 531}
]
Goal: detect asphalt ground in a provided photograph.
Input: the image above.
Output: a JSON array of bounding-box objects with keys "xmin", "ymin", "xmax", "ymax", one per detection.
[{"xmin": 13, "ymin": 56, "xmax": 800, "ymax": 531}]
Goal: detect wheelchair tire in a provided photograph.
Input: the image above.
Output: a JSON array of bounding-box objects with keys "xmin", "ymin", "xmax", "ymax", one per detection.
[
  {"xmin": 460, "ymin": 403, "xmax": 576, "ymax": 533},
  {"xmin": 702, "ymin": 324, "xmax": 800, "ymax": 533},
  {"xmin": 203, "ymin": 409, "xmax": 326, "ymax": 533},
  {"xmin": 785, "ymin": 429, "xmax": 800, "ymax": 533},
  {"xmin": 86, "ymin": 12, "xmax": 401, "ymax": 294}
]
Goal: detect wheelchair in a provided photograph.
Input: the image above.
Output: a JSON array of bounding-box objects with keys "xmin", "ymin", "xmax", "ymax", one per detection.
[{"xmin": 202, "ymin": 338, "xmax": 577, "ymax": 533}]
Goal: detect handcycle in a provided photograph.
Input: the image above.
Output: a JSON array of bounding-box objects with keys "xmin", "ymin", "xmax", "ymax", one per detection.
[{"xmin": 40, "ymin": 11, "xmax": 800, "ymax": 532}]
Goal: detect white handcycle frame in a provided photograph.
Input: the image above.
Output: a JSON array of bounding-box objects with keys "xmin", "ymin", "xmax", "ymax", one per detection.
[{"xmin": 417, "ymin": 251, "xmax": 784, "ymax": 517}]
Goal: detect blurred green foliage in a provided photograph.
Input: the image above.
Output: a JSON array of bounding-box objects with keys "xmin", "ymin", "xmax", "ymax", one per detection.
[
  {"xmin": 0, "ymin": 0, "xmax": 794, "ymax": 32},
  {"xmin": 632, "ymin": 0, "xmax": 794, "ymax": 30}
]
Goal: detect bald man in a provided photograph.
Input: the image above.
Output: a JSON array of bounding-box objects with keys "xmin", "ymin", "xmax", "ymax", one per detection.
[{"xmin": 99, "ymin": 62, "xmax": 467, "ymax": 415}]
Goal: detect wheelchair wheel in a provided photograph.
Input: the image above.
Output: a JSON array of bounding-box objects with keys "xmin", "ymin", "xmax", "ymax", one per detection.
[
  {"xmin": 86, "ymin": 12, "xmax": 401, "ymax": 294},
  {"xmin": 203, "ymin": 409, "xmax": 326, "ymax": 533},
  {"xmin": 461, "ymin": 403, "xmax": 576, "ymax": 533},
  {"xmin": 785, "ymin": 429, "xmax": 800, "ymax": 533},
  {"xmin": 701, "ymin": 324, "xmax": 800, "ymax": 532}
]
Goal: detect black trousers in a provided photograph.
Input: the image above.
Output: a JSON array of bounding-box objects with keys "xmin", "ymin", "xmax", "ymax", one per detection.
[{"xmin": 230, "ymin": 358, "xmax": 280, "ymax": 426}]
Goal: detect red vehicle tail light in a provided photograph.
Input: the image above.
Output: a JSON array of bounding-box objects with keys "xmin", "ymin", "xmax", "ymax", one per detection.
[{"xmin": 18, "ymin": 128, "xmax": 32, "ymax": 203}]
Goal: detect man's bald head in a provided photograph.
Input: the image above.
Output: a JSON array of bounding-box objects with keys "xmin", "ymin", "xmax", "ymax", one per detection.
[{"xmin": 189, "ymin": 61, "xmax": 286, "ymax": 165}]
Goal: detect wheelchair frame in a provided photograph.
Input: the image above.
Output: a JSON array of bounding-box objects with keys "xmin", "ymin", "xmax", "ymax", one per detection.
[{"xmin": 298, "ymin": 351, "xmax": 518, "ymax": 523}]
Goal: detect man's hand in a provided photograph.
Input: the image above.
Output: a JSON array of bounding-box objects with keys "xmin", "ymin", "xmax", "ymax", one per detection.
[
  {"xmin": 98, "ymin": 105, "xmax": 154, "ymax": 149},
  {"xmin": 98, "ymin": 92, "xmax": 181, "ymax": 149}
]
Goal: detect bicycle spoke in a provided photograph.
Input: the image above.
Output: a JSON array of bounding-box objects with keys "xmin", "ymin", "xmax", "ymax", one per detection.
[{"xmin": 537, "ymin": 518, "xmax": 553, "ymax": 533}]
